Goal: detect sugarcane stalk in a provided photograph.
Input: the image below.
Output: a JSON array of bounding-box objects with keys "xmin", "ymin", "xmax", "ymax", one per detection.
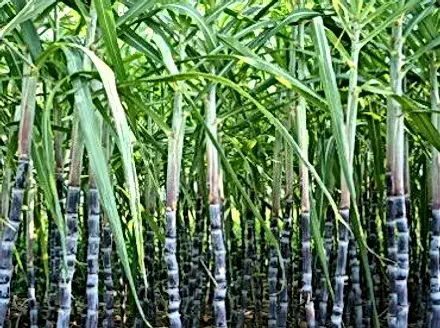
[
  {"xmin": 0, "ymin": 158, "xmax": 13, "ymax": 231},
  {"xmin": 278, "ymin": 28, "xmax": 296, "ymax": 328},
  {"xmin": 190, "ymin": 178, "xmax": 206, "ymax": 328},
  {"xmin": 144, "ymin": 175, "xmax": 157, "ymax": 325},
  {"xmin": 206, "ymin": 77, "xmax": 228, "ymax": 328},
  {"xmin": 253, "ymin": 200, "xmax": 264, "ymax": 327},
  {"xmin": 348, "ymin": 231, "xmax": 363, "ymax": 328},
  {"xmin": 0, "ymin": 62, "xmax": 37, "ymax": 328},
  {"xmin": 247, "ymin": 202, "xmax": 257, "ymax": 323},
  {"xmin": 85, "ymin": 170, "xmax": 100, "ymax": 328},
  {"xmin": 365, "ymin": 178, "xmax": 379, "ymax": 328},
  {"xmin": 238, "ymin": 204, "xmax": 254, "ymax": 328},
  {"xmin": 347, "ymin": 158, "xmax": 362, "ymax": 328},
  {"xmin": 429, "ymin": 53, "xmax": 440, "ymax": 327},
  {"xmin": 0, "ymin": 166, "xmax": 11, "ymax": 226},
  {"xmin": 318, "ymin": 208, "xmax": 333, "ymax": 327},
  {"xmin": 117, "ymin": 260, "xmax": 128, "ymax": 326},
  {"xmin": 56, "ymin": 115, "xmax": 84, "ymax": 328},
  {"xmin": 269, "ymin": 130, "xmax": 282, "ymax": 328},
  {"xmin": 165, "ymin": 79, "xmax": 187, "ymax": 327},
  {"xmin": 180, "ymin": 203, "xmax": 192, "ymax": 323},
  {"xmin": 0, "ymin": 103, "xmax": 21, "ymax": 231},
  {"xmin": 227, "ymin": 211, "xmax": 239, "ymax": 325},
  {"xmin": 331, "ymin": 22, "xmax": 362, "ymax": 327},
  {"xmin": 291, "ymin": 208, "xmax": 300, "ymax": 326},
  {"xmin": 27, "ymin": 168, "xmax": 38, "ymax": 328},
  {"xmin": 386, "ymin": 9, "xmax": 408, "ymax": 327},
  {"xmin": 297, "ymin": 11, "xmax": 315, "ymax": 326},
  {"xmin": 201, "ymin": 201, "xmax": 212, "ymax": 321},
  {"xmin": 278, "ymin": 198, "xmax": 292, "ymax": 328},
  {"xmin": 100, "ymin": 113, "xmax": 114, "ymax": 328},
  {"xmin": 102, "ymin": 217, "xmax": 114, "ymax": 328},
  {"xmin": 47, "ymin": 97, "xmax": 64, "ymax": 328}
]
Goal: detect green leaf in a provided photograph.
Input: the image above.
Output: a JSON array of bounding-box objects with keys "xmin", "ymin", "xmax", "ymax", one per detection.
[
  {"xmin": 325, "ymin": 28, "xmax": 351, "ymax": 64},
  {"xmin": 394, "ymin": 95, "xmax": 440, "ymax": 152},
  {"xmin": 311, "ymin": 17, "xmax": 351, "ymax": 183},
  {"xmin": 93, "ymin": 0, "xmax": 126, "ymax": 80},
  {"xmin": 10, "ymin": 0, "xmax": 43, "ymax": 59},
  {"xmin": 0, "ymin": 0, "xmax": 55, "ymax": 39},
  {"xmin": 118, "ymin": 27, "xmax": 161, "ymax": 63},
  {"xmin": 407, "ymin": 35, "xmax": 440, "ymax": 62},
  {"xmin": 218, "ymin": 34, "xmax": 327, "ymax": 108},
  {"xmin": 126, "ymin": 95, "xmax": 171, "ymax": 136},
  {"xmin": 148, "ymin": 31, "xmax": 180, "ymax": 75},
  {"xmin": 161, "ymin": 3, "xmax": 217, "ymax": 51},
  {"xmin": 116, "ymin": 0, "xmax": 155, "ymax": 27},
  {"xmin": 251, "ymin": 9, "xmax": 320, "ymax": 50},
  {"xmin": 402, "ymin": 5, "xmax": 433, "ymax": 39}
]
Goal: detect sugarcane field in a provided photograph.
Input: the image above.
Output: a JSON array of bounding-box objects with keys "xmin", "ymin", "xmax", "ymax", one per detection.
[{"xmin": 4, "ymin": 0, "xmax": 440, "ymax": 327}]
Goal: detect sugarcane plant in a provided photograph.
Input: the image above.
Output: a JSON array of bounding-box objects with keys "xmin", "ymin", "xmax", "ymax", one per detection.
[
  {"xmin": 205, "ymin": 73, "xmax": 228, "ymax": 328},
  {"xmin": 0, "ymin": 62, "xmax": 37, "ymax": 327}
]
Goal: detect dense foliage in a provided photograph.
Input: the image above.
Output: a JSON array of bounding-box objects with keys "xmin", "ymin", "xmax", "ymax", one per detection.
[{"xmin": 1, "ymin": 0, "xmax": 440, "ymax": 327}]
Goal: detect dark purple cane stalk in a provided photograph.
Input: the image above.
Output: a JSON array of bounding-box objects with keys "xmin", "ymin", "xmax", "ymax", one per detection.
[
  {"xmin": 56, "ymin": 117, "xmax": 84, "ymax": 328},
  {"xmin": 144, "ymin": 178, "xmax": 157, "ymax": 325},
  {"xmin": 190, "ymin": 179, "xmax": 206, "ymax": 328},
  {"xmin": 0, "ymin": 66, "xmax": 37, "ymax": 328},
  {"xmin": 85, "ymin": 172, "xmax": 100, "ymax": 328},
  {"xmin": 0, "ymin": 107, "xmax": 20, "ymax": 230},
  {"xmin": 227, "ymin": 214, "xmax": 240, "ymax": 325},
  {"xmin": 367, "ymin": 188, "xmax": 380, "ymax": 328},
  {"xmin": 180, "ymin": 204, "xmax": 192, "ymax": 324},
  {"xmin": 268, "ymin": 131, "xmax": 282, "ymax": 328},
  {"xmin": 165, "ymin": 85, "xmax": 186, "ymax": 327},
  {"xmin": 429, "ymin": 54, "xmax": 440, "ymax": 327},
  {"xmin": 318, "ymin": 209, "xmax": 333, "ymax": 327},
  {"xmin": 253, "ymin": 216, "xmax": 263, "ymax": 328},
  {"xmin": 102, "ymin": 217, "xmax": 114, "ymax": 328},
  {"xmin": 205, "ymin": 80, "xmax": 227, "ymax": 328},
  {"xmin": 118, "ymin": 261, "xmax": 128, "ymax": 326},
  {"xmin": 0, "ymin": 166, "xmax": 11, "ymax": 229},
  {"xmin": 27, "ymin": 173, "xmax": 38, "ymax": 328},
  {"xmin": 279, "ymin": 89, "xmax": 295, "ymax": 328},
  {"xmin": 238, "ymin": 206, "xmax": 255, "ymax": 327},
  {"xmin": 331, "ymin": 206, "xmax": 349, "ymax": 328},
  {"xmin": 348, "ymin": 235, "xmax": 362, "ymax": 327},
  {"xmin": 386, "ymin": 185, "xmax": 398, "ymax": 328},
  {"xmin": 348, "ymin": 162, "xmax": 363, "ymax": 327},
  {"xmin": 279, "ymin": 21, "xmax": 297, "ymax": 328},
  {"xmin": 296, "ymin": 9, "xmax": 315, "ymax": 326},
  {"xmin": 278, "ymin": 199, "xmax": 292, "ymax": 328},
  {"xmin": 46, "ymin": 176, "xmax": 63, "ymax": 327},
  {"xmin": 100, "ymin": 118, "xmax": 114, "ymax": 328},
  {"xmin": 200, "ymin": 205, "xmax": 213, "ymax": 322},
  {"xmin": 386, "ymin": 11, "xmax": 408, "ymax": 327}
]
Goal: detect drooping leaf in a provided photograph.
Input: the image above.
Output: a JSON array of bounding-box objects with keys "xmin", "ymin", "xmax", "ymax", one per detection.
[
  {"xmin": 93, "ymin": 0, "xmax": 126, "ymax": 79},
  {"xmin": 0, "ymin": 0, "xmax": 55, "ymax": 39},
  {"xmin": 63, "ymin": 47, "xmax": 150, "ymax": 327},
  {"xmin": 218, "ymin": 34, "xmax": 327, "ymax": 108}
]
